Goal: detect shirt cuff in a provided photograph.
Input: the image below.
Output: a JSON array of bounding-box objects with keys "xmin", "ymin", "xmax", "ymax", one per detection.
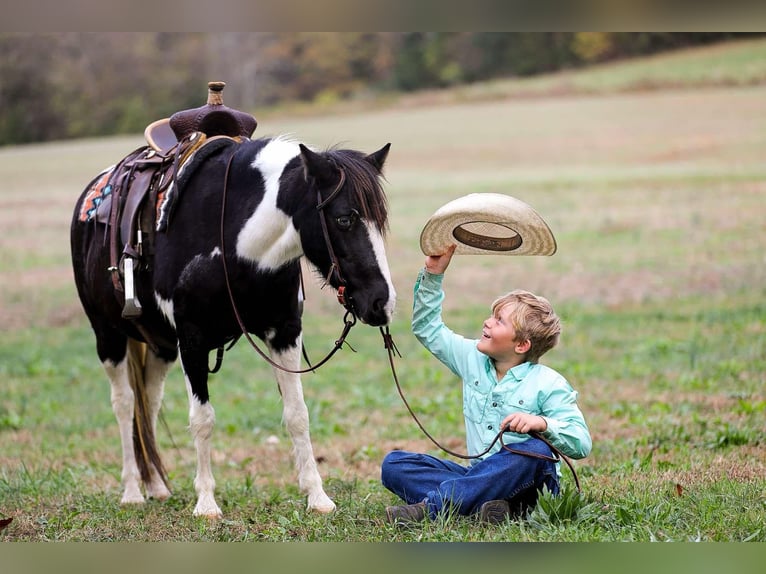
[{"xmin": 540, "ymin": 416, "xmax": 555, "ymax": 438}]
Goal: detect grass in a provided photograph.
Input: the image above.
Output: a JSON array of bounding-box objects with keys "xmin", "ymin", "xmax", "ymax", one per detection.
[{"xmin": 1, "ymin": 39, "xmax": 765, "ymax": 543}]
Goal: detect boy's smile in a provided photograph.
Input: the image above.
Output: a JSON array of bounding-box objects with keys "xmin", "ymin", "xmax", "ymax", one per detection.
[
  {"xmin": 478, "ymin": 307, "xmax": 518, "ymax": 358},
  {"xmin": 477, "ymin": 304, "xmax": 531, "ymax": 374}
]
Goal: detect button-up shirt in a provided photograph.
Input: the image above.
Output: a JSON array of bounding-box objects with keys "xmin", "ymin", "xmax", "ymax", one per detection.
[{"xmin": 412, "ymin": 269, "xmax": 592, "ymax": 465}]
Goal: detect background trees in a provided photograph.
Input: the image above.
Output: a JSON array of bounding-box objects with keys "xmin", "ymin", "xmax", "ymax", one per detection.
[{"xmin": 0, "ymin": 32, "xmax": 753, "ymax": 145}]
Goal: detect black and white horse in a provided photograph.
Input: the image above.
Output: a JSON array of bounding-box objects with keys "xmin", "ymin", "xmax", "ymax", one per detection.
[{"xmin": 70, "ymin": 136, "xmax": 395, "ymax": 517}]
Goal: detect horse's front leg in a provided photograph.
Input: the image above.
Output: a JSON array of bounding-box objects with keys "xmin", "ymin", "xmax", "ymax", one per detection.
[
  {"xmin": 267, "ymin": 332, "xmax": 335, "ymax": 513},
  {"xmin": 177, "ymin": 330, "xmax": 222, "ymax": 518}
]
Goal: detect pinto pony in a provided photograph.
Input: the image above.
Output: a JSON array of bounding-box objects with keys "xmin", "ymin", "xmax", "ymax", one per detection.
[{"xmin": 70, "ymin": 136, "xmax": 395, "ymax": 517}]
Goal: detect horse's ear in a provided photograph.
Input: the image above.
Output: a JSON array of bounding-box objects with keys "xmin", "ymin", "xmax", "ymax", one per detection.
[
  {"xmin": 299, "ymin": 143, "xmax": 334, "ymax": 186},
  {"xmin": 365, "ymin": 143, "xmax": 391, "ymax": 173}
]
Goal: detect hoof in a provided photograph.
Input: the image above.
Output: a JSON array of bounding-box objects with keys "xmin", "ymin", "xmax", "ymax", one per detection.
[
  {"xmin": 193, "ymin": 494, "xmax": 222, "ymax": 519},
  {"xmin": 120, "ymin": 492, "xmax": 146, "ymax": 505},
  {"xmin": 194, "ymin": 508, "xmax": 223, "ymax": 519},
  {"xmin": 146, "ymin": 483, "xmax": 172, "ymax": 501},
  {"xmin": 308, "ymin": 493, "xmax": 336, "ymax": 514}
]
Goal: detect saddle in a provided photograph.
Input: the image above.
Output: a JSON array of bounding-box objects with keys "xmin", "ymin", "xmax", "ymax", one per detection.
[
  {"xmin": 103, "ymin": 81, "xmax": 257, "ymax": 324},
  {"xmin": 144, "ymin": 81, "xmax": 257, "ymax": 155}
]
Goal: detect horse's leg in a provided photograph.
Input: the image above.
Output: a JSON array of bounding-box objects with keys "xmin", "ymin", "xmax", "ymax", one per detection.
[
  {"xmin": 141, "ymin": 346, "xmax": 176, "ymax": 500},
  {"xmin": 97, "ymin": 331, "xmax": 145, "ymax": 505},
  {"xmin": 267, "ymin": 334, "xmax": 335, "ymax": 513},
  {"xmin": 177, "ymin": 327, "xmax": 221, "ymax": 518}
]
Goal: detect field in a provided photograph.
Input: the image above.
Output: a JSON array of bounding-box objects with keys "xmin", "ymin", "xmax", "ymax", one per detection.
[{"xmin": 1, "ymin": 39, "xmax": 765, "ymax": 544}]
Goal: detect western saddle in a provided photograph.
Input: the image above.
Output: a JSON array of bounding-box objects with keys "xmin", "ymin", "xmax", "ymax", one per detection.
[{"xmin": 104, "ymin": 82, "xmax": 257, "ymax": 327}]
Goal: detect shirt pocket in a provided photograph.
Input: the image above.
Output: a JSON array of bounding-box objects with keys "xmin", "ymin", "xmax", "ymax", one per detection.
[
  {"xmin": 463, "ymin": 379, "xmax": 490, "ymax": 424},
  {"xmin": 508, "ymin": 390, "xmax": 540, "ymax": 414}
]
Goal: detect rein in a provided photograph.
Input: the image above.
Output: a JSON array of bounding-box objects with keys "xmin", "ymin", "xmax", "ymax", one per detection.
[
  {"xmin": 219, "ymin": 147, "xmax": 357, "ymax": 375},
  {"xmin": 379, "ymin": 327, "xmax": 582, "ymax": 493}
]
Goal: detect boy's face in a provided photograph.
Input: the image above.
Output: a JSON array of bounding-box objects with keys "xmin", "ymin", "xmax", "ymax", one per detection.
[{"xmin": 477, "ymin": 303, "xmax": 527, "ymax": 362}]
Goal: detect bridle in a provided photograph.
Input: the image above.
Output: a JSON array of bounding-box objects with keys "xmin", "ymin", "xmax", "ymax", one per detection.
[
  {"xmin": 219, "ymin": 147, "xmax": 357, "ymax": 375},
  {"xmin": 315, "ymin": 166, "xmax": 351, "ymax": 309}
]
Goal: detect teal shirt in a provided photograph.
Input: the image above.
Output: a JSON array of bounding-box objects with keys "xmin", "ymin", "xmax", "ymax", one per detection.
[{"xmin": 412, "ymin": 269, "xmax": 592, "ymax": 466}]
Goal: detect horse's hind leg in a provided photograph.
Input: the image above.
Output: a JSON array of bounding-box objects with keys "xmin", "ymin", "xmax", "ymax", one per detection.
[
  {"xmin": 100, "ymin": 330, "xmax": 174, "ymax": 504},
  {"xmin": 267, "ymin": 336, "xmax": 335, "ymax": 513},
  {"xmin": 141, "ymin": 345, "xmax": 175, "ymax": 500},
  {"xmin": 98, "ymin": 333, "xmax": 145, "ymax": 505}
]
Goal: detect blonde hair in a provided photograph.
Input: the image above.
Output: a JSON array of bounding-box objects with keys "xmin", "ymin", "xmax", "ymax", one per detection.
[{"xmin": 490, "ymin": 289, "xmax": 561, "ymax": 363}]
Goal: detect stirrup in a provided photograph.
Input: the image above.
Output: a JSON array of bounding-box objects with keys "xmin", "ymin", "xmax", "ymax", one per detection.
[{"xmin": 121, "ymin": 257, "xmax": 142, "ymax": 319}]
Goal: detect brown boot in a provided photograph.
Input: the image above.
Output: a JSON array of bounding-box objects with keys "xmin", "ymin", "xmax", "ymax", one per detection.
[
  {"xmin": 478, "ymin": 499, "xmax": 511, "ymax": 524},
  {"xmin": 385, "ymin": 501, "xmax": 427, "ymax": 525}
]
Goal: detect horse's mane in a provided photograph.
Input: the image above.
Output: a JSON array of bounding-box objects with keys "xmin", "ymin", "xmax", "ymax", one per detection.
[{"xmin": 325, "ymin": 148, "xmax": 389, "ymax": 233}]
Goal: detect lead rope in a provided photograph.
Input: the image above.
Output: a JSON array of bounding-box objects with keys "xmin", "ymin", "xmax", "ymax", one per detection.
[
  {"xmin": 219, "ymin": 147, "xmax": 357, "ymax": 375},
  {"xmin": 380, "ymin": 326, "xmax": 581, "ymax": 493}
]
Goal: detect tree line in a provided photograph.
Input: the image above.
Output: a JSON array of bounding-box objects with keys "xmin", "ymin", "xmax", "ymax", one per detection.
[{"xmin": 0, "ymin": 32, "xmax": 751, "ymax": 146}]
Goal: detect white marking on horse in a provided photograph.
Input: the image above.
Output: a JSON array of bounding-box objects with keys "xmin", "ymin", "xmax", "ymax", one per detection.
[
  {"xmin": 154, "ymin": 248, "xmax": 220, "ymax": 329},
  {"xmin": 103, "ymin": 357, "xmax": 144, "ymax": 505},
  {"xmin": 364, "ymin": 221, "xmax": 397, "ymax": 321},
  {"xmin": 266, "ymin": 335, "xmax": 335, "ymax": 513},
  {"xmin": 183, "ymin": 366, "xmax": 221, "ymax": 518},
  {"xmin": 154, "ymin": 294, "xmax": 176, "ymax": 329},
  {"xmin": 237, "ymin": 137, "xmax": 303, "ymax": 269}
]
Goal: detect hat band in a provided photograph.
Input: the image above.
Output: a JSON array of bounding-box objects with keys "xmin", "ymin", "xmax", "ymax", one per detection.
[{"xmin": 452, "ymin": 223, "xmax": 523, "ymax": 252}]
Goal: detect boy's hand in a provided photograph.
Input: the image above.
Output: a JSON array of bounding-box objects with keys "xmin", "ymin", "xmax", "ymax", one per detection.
[
  {"xmin": 425, "ymin": 243, "xmax": 457, "ymax": 275},
  {"xmin": 502, "ymin": 412, "xmax": 548, "ymax": 435}
]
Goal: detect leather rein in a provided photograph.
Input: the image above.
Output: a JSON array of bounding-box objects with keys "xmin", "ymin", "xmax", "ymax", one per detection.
[
  {"xmin": 219, "ymin": 147, "xmax": 357, "ymax": 375},
  {"xmin": 219, "ymin": 146, "xmax": 581, "ymax": 492},
  {"xmin": 380, "ymin": 330, "xmax": 581, "ymax": 492}
]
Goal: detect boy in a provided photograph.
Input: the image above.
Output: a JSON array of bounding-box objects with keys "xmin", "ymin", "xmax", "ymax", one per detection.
[{"xmin": 381, "ymin": 244, "xmax": 591, "ymax": 524}]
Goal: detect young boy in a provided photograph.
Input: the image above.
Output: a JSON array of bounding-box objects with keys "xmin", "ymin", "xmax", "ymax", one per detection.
[{"xmin": 381, "ymin": 244, "xmax": 591, "ymax": 524}]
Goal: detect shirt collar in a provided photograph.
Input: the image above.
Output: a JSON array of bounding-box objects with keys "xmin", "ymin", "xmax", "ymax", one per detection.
[
  {"xmin": 507, "ymin": 361, "xmax": 533, "ymax": 381},
  {"xmin": 484, "ymin": 358, "xmax": 534, "ymax": 381}
]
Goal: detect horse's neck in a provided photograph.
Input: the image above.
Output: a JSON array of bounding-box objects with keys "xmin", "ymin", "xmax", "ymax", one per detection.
[
  {"xmin": 235, "ymin": 156, "xmax": 304, "ymax": 270},
  {"xmin": 235, "ymin": 202, "xmax": 303, "ymax": 271}
]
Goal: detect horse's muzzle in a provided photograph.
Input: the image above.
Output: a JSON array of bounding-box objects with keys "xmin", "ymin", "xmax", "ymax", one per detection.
[{"xmin": 351, "ymin": 293, "xmax": 394, "ymax": 327}]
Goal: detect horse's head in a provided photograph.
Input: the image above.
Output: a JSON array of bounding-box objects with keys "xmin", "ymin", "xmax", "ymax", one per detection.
[{"xmin": 298, "ymin": 143, "xmax": 396, "ymax": 327}]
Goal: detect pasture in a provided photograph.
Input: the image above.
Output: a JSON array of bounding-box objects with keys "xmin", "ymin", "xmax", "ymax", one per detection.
[{"xmin": 1, "ymin": 42, "xmax": 765, "ymax": 542}]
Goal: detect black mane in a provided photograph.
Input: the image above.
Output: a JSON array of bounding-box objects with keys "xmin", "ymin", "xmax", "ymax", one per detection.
[{"xmin": 326, "ymin": 148, "xmax": 389, "ymax": 233}]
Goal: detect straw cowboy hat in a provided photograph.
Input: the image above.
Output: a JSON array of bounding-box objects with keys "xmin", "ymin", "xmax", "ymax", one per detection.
[{"xmin": 419, "ymin": 193, "xmax": 557, "ymax": 256}]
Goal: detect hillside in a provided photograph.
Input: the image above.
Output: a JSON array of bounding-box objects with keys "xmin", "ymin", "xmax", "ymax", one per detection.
[{"xmin": 260, "ymin": 37, "xmax": 766, "ymax": 120}]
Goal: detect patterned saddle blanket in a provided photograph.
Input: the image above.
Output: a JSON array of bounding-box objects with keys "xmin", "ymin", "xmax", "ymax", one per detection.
[{"xmin": 78, "ymin": 134, "xmax": 239, "ymax": 241}]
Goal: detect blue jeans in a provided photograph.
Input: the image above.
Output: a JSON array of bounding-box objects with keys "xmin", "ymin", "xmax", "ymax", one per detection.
[{"xmin": 381, "ymin": 437, "xmax": 559, "ymax": 519}]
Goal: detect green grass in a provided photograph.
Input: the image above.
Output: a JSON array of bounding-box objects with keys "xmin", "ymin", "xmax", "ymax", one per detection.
[
  {"xmin": 1, "ymin": 296, "xmax": 763, "ymax": 541},
  {"xmin": 1, "ymin": 39, "xmax": 765, "ymax": 542}
]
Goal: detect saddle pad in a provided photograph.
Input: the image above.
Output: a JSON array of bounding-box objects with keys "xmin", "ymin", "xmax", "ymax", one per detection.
[
  {"xmin": 79, "ymin": 167, "xmax": 116, "ymax": 222},
  {"xmin": 156, "ymin": 137, "xmax": 238, "ymax": 232}
]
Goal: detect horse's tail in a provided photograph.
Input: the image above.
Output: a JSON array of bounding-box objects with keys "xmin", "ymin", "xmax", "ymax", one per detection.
[{"xmin": 126, "ymin": 338, "xmax": 170, "ymax": 491}]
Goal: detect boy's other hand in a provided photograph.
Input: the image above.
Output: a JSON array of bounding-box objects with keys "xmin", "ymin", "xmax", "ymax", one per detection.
[
  {"xmin": 425, "ymin": 243, "xmax": 457, "ymax": 275},
  {"xmin": 502, "ymin": 412, "xmax": 548, "ymax": 435}
]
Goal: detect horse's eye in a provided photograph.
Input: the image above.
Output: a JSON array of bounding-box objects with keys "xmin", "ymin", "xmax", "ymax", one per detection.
[{"xmin": 335, "ymin": 210, "xmax": 359, "ymax": 231}]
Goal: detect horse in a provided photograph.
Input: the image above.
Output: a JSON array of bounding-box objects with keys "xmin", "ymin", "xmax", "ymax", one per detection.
[{"xmin": 70, "ymin": 135, "xmax": 395, "ymax": 517}]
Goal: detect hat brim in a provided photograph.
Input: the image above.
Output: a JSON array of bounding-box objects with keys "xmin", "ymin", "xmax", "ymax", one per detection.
[{"xmin": 419, "ymin": 193, "xmax": 557, "ymax": 256}]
